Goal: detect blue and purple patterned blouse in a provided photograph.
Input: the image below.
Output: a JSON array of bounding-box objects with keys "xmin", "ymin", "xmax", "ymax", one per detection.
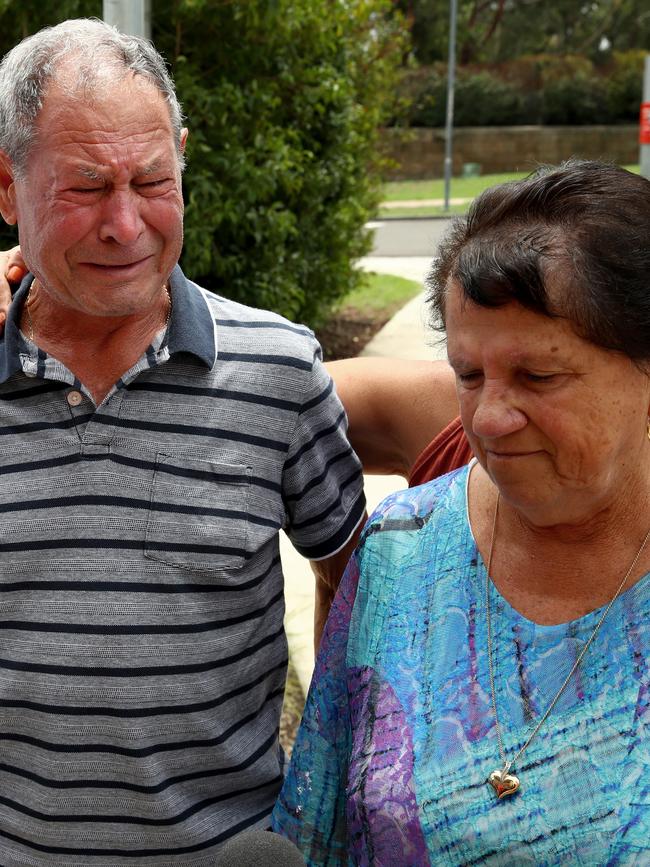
[{"xmin": 272, "ymin": 464, "xmax": 650, "ymax": 865}]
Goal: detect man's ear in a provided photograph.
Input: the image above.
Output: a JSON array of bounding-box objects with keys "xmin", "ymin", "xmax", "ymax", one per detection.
[
  {"xmin": 0, "ymin": 151, "xmax": 17, "ymax": 225},
  {"xmin": 180, "ymin": 127, "xmax": 188, "ymax": 154}
]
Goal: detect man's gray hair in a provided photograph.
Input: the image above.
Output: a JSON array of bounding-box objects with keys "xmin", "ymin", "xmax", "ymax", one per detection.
[{"xmin": 0, "ymin": 18, "xmax": 185, "ymax": 176}]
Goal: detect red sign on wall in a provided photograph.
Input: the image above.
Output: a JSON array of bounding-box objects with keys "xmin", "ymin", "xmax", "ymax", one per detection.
[{"xmin": 640, "ymin": 102, "xmax": 650, "ymax": 145}]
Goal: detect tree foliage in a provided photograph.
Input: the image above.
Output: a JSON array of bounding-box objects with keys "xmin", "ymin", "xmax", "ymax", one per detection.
[
  {"xmin": 0, "ymin": 0, "xmax": 100, "ymax": 41},
  {"xmin": 399, "ymin": 0, "xmax": 650, "ymax": 65},
  {"xmin": 0, "ymin": 0, "xmax": 407, "ymax": 327}
]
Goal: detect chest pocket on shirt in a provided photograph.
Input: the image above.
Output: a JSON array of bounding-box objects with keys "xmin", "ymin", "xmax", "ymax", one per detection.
[{"xmin": 144, "ymin": 452, "xmax": 251, "ymax": 573}]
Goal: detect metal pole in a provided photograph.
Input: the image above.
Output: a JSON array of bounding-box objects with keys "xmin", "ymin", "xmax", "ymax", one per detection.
[
  {"xmin": 443, "ymin": 0, "xmax": 458, "ymax": 211},
  {"xmin": 640, "ymin": 55, "xmax": 650, "ymax": 180},
  {"xmin": 103, "ymin": 0, "xmax": 151, "ymax": 39}
]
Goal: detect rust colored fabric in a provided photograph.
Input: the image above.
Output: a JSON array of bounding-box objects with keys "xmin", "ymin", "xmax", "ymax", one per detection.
[{"xmin": 408, "ymin": 416, "xmax": 473, "ymax": 487}]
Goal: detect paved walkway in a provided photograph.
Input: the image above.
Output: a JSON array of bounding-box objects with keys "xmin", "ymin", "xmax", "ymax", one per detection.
[{"xmin": 282, "ymin": 256, "xmax": 448, "ymax": 693}]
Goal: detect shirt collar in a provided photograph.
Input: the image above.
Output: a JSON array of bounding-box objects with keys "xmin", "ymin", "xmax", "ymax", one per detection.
[
  {"xmin": 0, "ymin": 277, "xmax": 32, "ymax": 384},
  {"xmin": 166, "ymin": 265, "xmax": 216, "ymax": 368},
  {"xmin": 0, "ymin": 265, "xmax": 216, "ymax": 386}
]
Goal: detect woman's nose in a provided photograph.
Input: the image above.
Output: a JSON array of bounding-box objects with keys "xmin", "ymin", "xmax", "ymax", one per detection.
[{"xmin": 471, "ymin": 383, "xmax": 527, "ymax": 439}]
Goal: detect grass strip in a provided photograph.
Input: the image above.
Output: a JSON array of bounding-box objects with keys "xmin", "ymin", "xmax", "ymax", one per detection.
[{"xmin": 380, "ymin": 164, "xmax": 641, "ymax": 218}]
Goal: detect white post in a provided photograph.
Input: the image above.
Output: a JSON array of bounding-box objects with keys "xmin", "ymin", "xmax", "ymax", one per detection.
[
  {"xmin": 103, "ymin": 0, "xmax": 151, "ymax": 39},
  {"xmin": 443, "ymin": 0, "xmax": 458, "ymax": 211},
  {"xmin": 640, "ymin": 56, "xmax": 650, "ymax": 179}
]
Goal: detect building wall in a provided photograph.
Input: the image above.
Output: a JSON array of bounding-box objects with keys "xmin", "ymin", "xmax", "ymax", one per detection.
[{"xmin": 382, "ymin": 125, "xmax": 639, "ymax": 179}]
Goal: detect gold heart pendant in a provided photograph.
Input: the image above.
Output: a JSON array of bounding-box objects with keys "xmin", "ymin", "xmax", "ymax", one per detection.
[{"xmin": 488, "ymin": 768, "xmax": 520, "ymax": 799}]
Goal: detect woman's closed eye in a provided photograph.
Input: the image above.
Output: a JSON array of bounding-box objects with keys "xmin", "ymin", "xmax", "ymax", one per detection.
[
  {"xmin": 456, "ymin": 371, "xmax": 483, "ymax": 387},
  {"xmin": 522, "ymin": 371, "xmax": 568, "ymax": 387},
  {"xmin": 526, "ymin": 372, "xmax": 557, "ymax": 382}
]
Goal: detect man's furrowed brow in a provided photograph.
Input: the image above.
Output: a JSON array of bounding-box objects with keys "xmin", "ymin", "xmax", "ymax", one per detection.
[
  {"xmin": 73, "ymin": 160, "xmax": 164, "ymax": 180},
  {"xmin": 76, "ymin": 167, "xmax": 104, "ymax": 181},
  {"xmin": 138, "ymin": 161, "xmax": 163, "ymax": 176}
]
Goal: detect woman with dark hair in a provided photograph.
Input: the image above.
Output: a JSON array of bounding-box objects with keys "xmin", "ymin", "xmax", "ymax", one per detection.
[{"xmin": 272, "ymin": 160, "xmax": 650, "ymax": 864}]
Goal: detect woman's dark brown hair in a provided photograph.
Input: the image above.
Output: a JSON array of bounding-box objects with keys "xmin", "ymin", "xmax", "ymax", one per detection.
[{"xmin": 427, "ymin": 160, "xmax": 650, "ymax": 364}]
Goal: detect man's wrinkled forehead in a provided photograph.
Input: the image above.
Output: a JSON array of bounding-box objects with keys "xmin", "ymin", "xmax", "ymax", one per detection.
[
  {"xmin": 41, "ymin": 60, "xmax": 162, "ymax": 118},
  {"xmin": 33, "ymin": 53, "xmax": 176, "ymax": 144},
  {"xmin": 28, "ymin": 72, "xmax": 178, "ymax": 167}
]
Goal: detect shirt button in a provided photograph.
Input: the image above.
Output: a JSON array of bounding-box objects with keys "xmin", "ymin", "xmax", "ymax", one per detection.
[{"xmin": 67, "ymin": 390, "xmax": 83, "ymax": 407}]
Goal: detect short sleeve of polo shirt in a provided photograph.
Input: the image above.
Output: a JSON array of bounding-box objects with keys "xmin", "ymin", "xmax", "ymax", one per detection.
[{"xmin": 282, "ymin": 343, "xmax": 365, "ymax": 561}]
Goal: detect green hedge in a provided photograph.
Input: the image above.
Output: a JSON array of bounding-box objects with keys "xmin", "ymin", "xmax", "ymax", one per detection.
[{"xmin": 401, "ymin": 51, "xmax": 645, "ymax": 127}]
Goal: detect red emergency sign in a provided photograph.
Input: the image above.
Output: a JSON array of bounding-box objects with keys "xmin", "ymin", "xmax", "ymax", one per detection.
[{"xmin": 640, "ymin": 102, "xmax": 650, "ymax": 145}]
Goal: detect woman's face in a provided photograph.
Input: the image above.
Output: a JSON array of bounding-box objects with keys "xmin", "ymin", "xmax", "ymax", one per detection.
[{"xmin": 445, "ymin": 279, "xmax": 650, "ymax": 527}]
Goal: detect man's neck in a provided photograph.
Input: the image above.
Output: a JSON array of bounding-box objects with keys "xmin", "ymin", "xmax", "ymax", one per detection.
[{"xmin": 21, "ymin": 282, "xmax": 171, "ymax": 405}]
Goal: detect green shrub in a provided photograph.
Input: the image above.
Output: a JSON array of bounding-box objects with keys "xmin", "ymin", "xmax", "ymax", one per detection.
[
  {"xmin": 540, "ymin": 74, "xmax": 612, "ymax": 125},
  {"xmin": 454, "ymin": 72, "xmax": 525, "ymax": 126},
  {"xmin": 604, "ymin": 50, "xmax": 645, "ymax": 122},
  {"xmin": 153, "ymin": 0, "xmax": 408, "ymax": 327},
  {"xmin": 404, "ymin": 66, "xmax": 525, "ymax": 127},
  {"xmin": 400, "ymin": 50, "xmax": 645, "ymax": 128}
]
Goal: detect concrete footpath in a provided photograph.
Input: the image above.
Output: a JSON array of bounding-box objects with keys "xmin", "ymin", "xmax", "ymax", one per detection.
[{"xmin": 282, "ymin": 255, "xmax": 448, "ymax": 693}]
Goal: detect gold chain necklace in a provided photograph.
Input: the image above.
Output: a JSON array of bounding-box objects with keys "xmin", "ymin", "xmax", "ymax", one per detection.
[
  {"xmin": 485, "ymin": 492, "xmax": 650, "ymax": 799},
  {"xmin": 24, "ymin": 289, "xmax": 36, "ymax": 342},
  {"xmin": 24, "ymin": 284, "xmax": 172, "ymax": 343}
]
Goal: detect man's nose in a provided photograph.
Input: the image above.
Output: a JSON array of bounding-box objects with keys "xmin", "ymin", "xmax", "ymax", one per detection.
[
  {"xmin": 98, "ymin": 191, "xmax": 145, "ymax": 245},
  {"xmin": 471, "ymin": 382, "xmax": 527, "ymax": 439}
]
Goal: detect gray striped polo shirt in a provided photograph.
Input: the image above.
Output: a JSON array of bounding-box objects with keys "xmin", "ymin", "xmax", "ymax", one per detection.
[{"xmin": 0, "ymin": 266, "xmax": 365, "ymax": 866}]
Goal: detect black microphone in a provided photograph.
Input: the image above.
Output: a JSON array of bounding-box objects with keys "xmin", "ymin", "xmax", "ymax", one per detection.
[{"xmin": 213, "ymin": 829, "xmax": 306, "ymax": 866}]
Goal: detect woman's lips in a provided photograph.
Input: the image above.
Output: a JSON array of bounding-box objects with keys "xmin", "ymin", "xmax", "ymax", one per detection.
[{"xmin": 486, "ymin": 449, "xmax": 543, "ymax": 460}]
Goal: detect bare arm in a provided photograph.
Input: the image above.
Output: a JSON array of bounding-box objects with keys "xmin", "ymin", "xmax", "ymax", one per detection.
[
  {"xmin": 308, "ymin": 357, "xmax": 459, "ymax": 646},
  {"xmin": 310, "ymin": 517, "xmax": 365, "ymax": 652},
  {"xmin": 326, "ymin": 357, "xmax": 459, "ymax": 479}
]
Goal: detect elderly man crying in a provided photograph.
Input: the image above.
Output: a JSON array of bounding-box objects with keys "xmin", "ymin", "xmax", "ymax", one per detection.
[{"xmin": 0, "ymin": 18, "xmax": 365, "ymax": 864}]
